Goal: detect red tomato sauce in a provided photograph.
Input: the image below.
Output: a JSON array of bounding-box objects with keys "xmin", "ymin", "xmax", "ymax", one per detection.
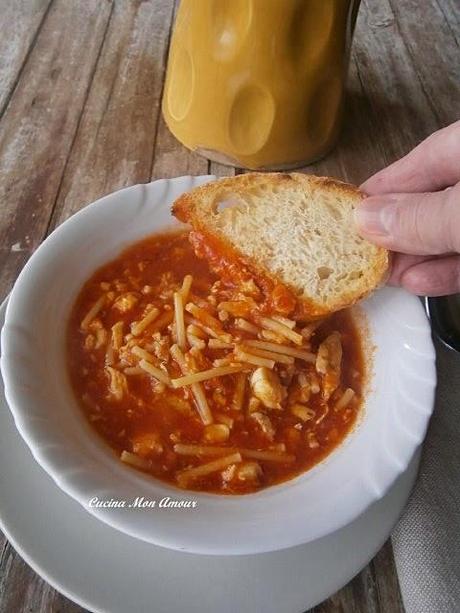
[{"xmin": 67, "ymin": 230, "xmax": 364, "ymax": 494}]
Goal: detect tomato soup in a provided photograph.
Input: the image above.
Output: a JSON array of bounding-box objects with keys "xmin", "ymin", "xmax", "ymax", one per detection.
[{"xmin": 67, "ymin": 231, "xmax": 364, "ymax": 494}]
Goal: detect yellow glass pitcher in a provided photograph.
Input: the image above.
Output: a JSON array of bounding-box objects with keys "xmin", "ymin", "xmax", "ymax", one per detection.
[{"xmin": 162, "ymin": 0, "xmax": 360, "ymax": 170}]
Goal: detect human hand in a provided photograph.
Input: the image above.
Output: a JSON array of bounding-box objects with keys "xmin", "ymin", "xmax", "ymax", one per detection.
[{"xmin": 354, "ymin": 120, "xmax": 460, "ymax": 296}]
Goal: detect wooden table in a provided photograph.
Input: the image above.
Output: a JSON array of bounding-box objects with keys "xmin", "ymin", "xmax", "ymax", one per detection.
[{"xmin": 0, "ymin": 1, "xmax": 458, "ymax": 611}]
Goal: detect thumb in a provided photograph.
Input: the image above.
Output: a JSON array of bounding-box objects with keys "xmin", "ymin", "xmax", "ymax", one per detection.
[{"xmin": 354, "ymin": 183, "xmax": 460, "ymax": 255}]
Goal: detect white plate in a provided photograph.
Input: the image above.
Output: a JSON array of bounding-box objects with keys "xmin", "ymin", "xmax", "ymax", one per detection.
[
  {"xmin": 0, "ymin": 176, "xmax": 436, "ymax": 555},
  {"xmin": 0, "ymin": 296, "xmax": 419, "ymax": 612}
]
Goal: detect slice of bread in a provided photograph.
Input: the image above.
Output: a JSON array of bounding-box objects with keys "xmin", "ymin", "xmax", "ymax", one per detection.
[{"xmin": 172, "ymin": 172, "xmax": 389, "ymax": 319}]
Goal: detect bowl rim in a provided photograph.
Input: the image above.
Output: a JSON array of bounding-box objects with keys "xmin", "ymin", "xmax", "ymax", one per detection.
[{"xmin": 0, "ymin": 175, "xmax": 437, "ymax": 555}]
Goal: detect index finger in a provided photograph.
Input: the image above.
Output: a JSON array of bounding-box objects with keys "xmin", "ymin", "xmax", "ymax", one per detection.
[{"xmin": 361, "ymin": 120, "xmax": 460, "ymax": 195}]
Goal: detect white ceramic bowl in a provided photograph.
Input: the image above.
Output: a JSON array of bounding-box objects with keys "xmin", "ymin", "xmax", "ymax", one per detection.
[{"xmin": 0, "ymin": 176, "xmax": 436, "ymax": 555}]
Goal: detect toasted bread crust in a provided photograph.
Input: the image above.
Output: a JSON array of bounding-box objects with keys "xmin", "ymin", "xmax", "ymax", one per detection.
[
  {"xmin": 172, "ymin": 173, "xmax": 389, "ymax": 318},
  {"xmin": 173, "ymin": 173, "xmax": 364, "ymax": 224}
]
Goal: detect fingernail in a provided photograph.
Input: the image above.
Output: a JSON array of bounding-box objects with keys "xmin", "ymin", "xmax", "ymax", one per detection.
[{"xmin": 354, "ymin": 197, "xmax": 397, "ymax": 236}]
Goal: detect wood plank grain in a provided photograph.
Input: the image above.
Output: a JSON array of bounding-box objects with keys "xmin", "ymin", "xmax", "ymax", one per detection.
[
  {"xmin": 312, "ymin": 566, "xmax": 380, "ymax": 613},
  {"xmin": 0, "ymin": 0, "xmax": 457, "ymax": 610},
  {"xmin": 433, "ymin": 0, "xmax": 459, "ymax": 43},
  {"xmin": 371, "ymin": 540, "xmax": 405, "ymax": 611},
  {"xmin": 0, "ymin": 6, "xmax": 174, "ymax": 609},
  {"xmin": 0, "ymin": 6, "xmax": 175, "ymax": 610},
  {"xmin": 387, "ymin": 0, "xmax": 460, "ymax": 125},
  {"xmin": 311, "ymin": 541, "xmax": 404, "ymax": 612},
  {"xmin": 150, "ymin": 115, "xmax": 209, "ymax": 180},
  {"xmin": 0, "ymin": 538, "xmax": 86, "ymax": 613},
  {"xmin": 49, "ymin": 0, "xmax": 175, "ymax": 229},
  {"xmin": 0, "ymin": 0, "xmax": 113, "ymax": 300},
  {"xmin": 0, "ymin": 0, "xmax": 53, "ymax": 117},
  {"xmin": 209, "ymin": 161, "xmax": 236, "ymax": 179}
]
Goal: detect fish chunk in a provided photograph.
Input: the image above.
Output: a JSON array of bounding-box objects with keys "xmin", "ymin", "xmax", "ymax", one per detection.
[
  {"xmin": 236, "ymin": 461, "xmax": 262, "ymax": 482},
  {"xmin": 316, "ymin": 332, "xmax": 342, "ymax": 400},
  {"xmin": 106, "ymin": 366, "xmax": 128, "ymax": 401},
  {"xmin": 250, "ymin": 412, "xmax": 275, "ymax": 441},
  {"xmin": 112, "ymin": 292, "xmax": 139, "ymax": 313},
  {"xmin": 250, "ymin": 367, "xmax": 284, "ymax": 409}
]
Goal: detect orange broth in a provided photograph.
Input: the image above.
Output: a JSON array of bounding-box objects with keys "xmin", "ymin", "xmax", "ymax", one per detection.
[{"xmin": 67, "ymin": 230, "xmax": 364, "ymax": 494}]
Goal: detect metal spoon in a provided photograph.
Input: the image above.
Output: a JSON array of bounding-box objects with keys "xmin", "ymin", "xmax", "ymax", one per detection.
[{"xmin": 425, "ymin": 295, "xmax": 460, "ymax": 352}]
